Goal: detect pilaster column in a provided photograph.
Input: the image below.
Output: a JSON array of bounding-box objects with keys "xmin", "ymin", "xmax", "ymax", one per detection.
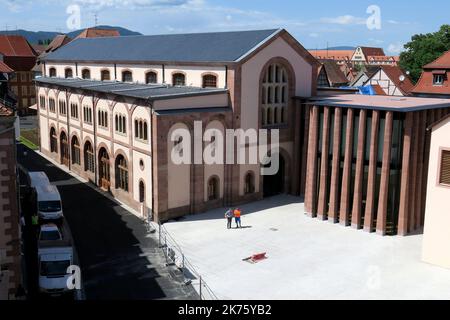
[
  {"xmin": 364, "ymin": 110, "xmax": 380, "ymax": 232},
  {"xmin": 339, "ymin": 108, "xmax": 354, "ymax": 226},
  {"xmin": 305, "ymin": 106, "xmax": 319, "ymax": 217},
  {"xmin": 398, "ymin": 112, "xmax": 413, "ymax": 236},
  {"xmin": 352, "ymin": 109, "xmax": 367, "ymax": 229},
  {"xmin": 328, "ymin": 108, "xmax": 342, "ymax": 223},
  {"xmin": 317, "ymin": 107, "xmax": 331, "ymax": 220},
  {"xmin": 376, "ymin": 111, "xmax": 393, "ymax": 235}
]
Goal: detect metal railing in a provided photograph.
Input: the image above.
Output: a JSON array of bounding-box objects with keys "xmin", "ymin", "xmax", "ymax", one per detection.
[{"xmin": 155, "ymin": 221, "xmax": 219, "ymax": 300}]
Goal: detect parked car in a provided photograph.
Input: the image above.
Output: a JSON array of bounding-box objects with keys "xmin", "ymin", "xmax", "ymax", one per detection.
[{"xmin": 39, "ymin": 224, "xmax": 63, "ymax": 241}]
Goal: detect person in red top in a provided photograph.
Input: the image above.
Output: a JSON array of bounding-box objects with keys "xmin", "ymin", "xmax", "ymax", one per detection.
[{"xmin": 234, "ymin": 208, "xmax": 242, "ymax": 228}]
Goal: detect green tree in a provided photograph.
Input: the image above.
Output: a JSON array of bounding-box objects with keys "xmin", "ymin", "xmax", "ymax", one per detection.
[{"xmin": 399, "ymin": 25, "xmax": 450, "ymax": 83}]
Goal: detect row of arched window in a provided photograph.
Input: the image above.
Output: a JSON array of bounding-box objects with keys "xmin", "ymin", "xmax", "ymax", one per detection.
[
  {"xmin": 49, "ymin": 67, "xmax": 218, "ymax": 88},
  {"xmin": 49, "ymin": 128, "xmax": 139, "ymax": 196}
]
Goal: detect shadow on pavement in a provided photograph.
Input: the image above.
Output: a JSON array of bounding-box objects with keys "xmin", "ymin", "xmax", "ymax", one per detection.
[{"xmin": 18, "ymin": 144, "xmax": 197, "ymax": 300}]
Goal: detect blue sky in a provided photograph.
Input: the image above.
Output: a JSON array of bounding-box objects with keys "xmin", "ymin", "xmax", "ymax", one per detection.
[{"xmin": 1, "ymin": 0, "xmax": 449, "ymax": 54}]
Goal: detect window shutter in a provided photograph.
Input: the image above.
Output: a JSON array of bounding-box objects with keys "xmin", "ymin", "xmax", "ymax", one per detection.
[{"xmin": 440, "ymin": 150, "xmax": 450, "ymax": 185}]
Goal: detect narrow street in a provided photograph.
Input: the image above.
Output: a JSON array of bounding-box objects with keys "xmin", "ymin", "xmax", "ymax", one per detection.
[{"xmin": 17, "ymin": 144, "xmax": 198, "ymax": 300}]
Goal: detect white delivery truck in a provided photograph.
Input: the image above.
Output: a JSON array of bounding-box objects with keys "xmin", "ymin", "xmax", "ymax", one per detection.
[
  {"xmin": 34, "ymin": 184, "xmax": 64, "ymax": 220},
  {"xmin": 38, "ymin": 220, "xmax": 77, "ymax": 296}
]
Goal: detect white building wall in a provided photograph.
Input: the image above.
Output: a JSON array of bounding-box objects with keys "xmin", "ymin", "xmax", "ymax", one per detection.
[
  {"xmin": 45, "ymin": 62, "xmax": 227, "ymax": 88},
  {"xmin": 423, "ymin": 118, "xmax": 450, "ymax": 269}
]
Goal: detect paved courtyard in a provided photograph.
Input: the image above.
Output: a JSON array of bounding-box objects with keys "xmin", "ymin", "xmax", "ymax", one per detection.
[{"xmin": 164, "ymin": 195, "xmax": 450, "ymax": 300}]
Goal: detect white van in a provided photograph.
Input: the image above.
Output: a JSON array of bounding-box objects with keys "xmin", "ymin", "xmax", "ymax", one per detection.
[
  {"xmin": 34, "ymin": 184, "xmax": 63, "ymax": 220},
  {"xmin": 38, "ymin": 246, "xmax": 74, "ymax": 295},
  {"xmin": 28, "ymin": 171, "xmax": 50, "ymax": 188}
]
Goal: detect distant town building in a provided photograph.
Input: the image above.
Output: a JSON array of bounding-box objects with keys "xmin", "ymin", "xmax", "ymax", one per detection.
[
  {"xmin": 309, "ymin": 50, "xmax": 354, "ymax": 65},
  {"xmin": 351, "ymin": 46, "xmax": 386, "ymax": 65},
  {"xmin": 411, "ymin": 50, "xmax": 450, "ymax": 98},
  {"xmin": 317, "ymin": 60, "xmax": 349, "ymax": 87},
  {"xmin": 362, "ymin": 65, "xmax": 414, "ymax": 96},
  {"xmin": 0, "ymin": 35, "xmax": 37, "ymax": 116},
  {"xmin": 350, "ymin": 65, "xmax": 380, "ymax": 87},
  {"xmin": 423, "ymin": 114, "xmax": 450, "ymax": 269}
]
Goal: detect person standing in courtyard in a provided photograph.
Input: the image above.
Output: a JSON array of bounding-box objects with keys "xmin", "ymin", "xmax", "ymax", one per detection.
[
  {"xmin": 234, "ymin": 208, "xmax": 242, "ymax": 228},
  {"xmin": 225, "ymin": 208, "xmax": 233, "ymax": 229}
]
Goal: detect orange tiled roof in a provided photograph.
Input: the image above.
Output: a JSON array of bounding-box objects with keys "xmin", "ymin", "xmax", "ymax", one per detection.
[
  {"xmin": 371, "ymin": 84, "xmax": 386, "ymax": 95},
  {"xmin": 412, "ymin": 51, "xmax": 450, "ymax": 95},
  {"xmin": 360, "ymin": 47, "xmax": 385, "ymax": 57},
  {"xmin": 75, "ymin": 28, "xmax": 120, "ymax": 39},
  {"xmin": 423, "ymin": 50, "xmax": 450, "ymax": 69},
  {"xmin": 0, "ymin": 35, "xmax": 36, "ymax": 57},
  {"xmin": 309, "ymin": 50, "xmax": 354, "ymax": 61},
  {"xmin": 0, "ymin": 61, "xmax": 13, "ymax": 73}
]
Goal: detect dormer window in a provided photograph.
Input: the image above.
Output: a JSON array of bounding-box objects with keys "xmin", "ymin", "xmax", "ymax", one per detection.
[{"xmin": 433, "ymin": 74, "xmax": 444, "ymax": 85}]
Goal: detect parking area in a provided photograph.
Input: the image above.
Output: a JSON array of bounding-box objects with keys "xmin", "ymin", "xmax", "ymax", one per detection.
[
  {"xmin": 164, "ymin": 195, "xmax": 450, "ymax": 300},
  {"xmin": 18, "ymin": 144, "xmax": 198, "ymax": 300}
]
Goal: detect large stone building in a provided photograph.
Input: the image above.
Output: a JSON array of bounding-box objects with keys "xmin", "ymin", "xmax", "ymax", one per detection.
[
  {"xmin": 36, "ymin": 29, "xmax": 319, "ymax": 222},
  {"xmin": 36, "ymin": 29, "xmax": 450, "ymax": 236}
]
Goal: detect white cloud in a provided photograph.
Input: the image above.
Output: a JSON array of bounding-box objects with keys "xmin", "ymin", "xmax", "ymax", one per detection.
[
  {"xmin": 387, "ymin": 43, "xmax": 404, "ymax": 54},
  {"xmin": 309, "ymin": 33, "xmax": 319, "ymax": 38},
  {"xmin": 320, "ymin": 15, "xmax": 366, "ymax": 25}
]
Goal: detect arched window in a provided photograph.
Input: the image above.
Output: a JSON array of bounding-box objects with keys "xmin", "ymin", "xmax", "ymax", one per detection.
[
  {"xmin": 65, "ymin": 68, "xmax": 73, "ymax": 78},
  {"xmin": 208, "ymin": 177, "xmax": 219, "ymax": 201},
  {"xmin": 101, "ymin": 70, "xmax": 111, "ymax": 81},
  {"xmin": 59, "ymin": 100, "xmax": 66, "ymax": 115},
  {"xmin": 84, "ymin": 141, "xmax": 95, "ymax": 173},
  {"xmin": 146, "ymin": 72, "xmax": 157, "ymax": 84},
  {"xmin": 115, "ymin": 155, "xmax": 129, "ymax": 191},
  {"xmin": 49, "ymin": 68, "xmax": 57, "ymax": 77},
  {"xmin": 261, "ymin": 63, "xmax": 289, "ymax": 126},
  {"xmin": 134, "ymin": 119, "xmax": 148, "ymax": 141},
  {"xmin": 99, "ymin": 110, "xmax": 108, "ymax": 128},
  {"xmin": 50, "ymin": 127, "xmax": 58, "ymax": 153},
  {"xmin": 71, "ymin": 136, "xmax": 81, "ymax": 165},
  {"xmin": 245, "ymin": 172, "xmax": 255, "ymax": 194},
  {"xmin": 139, "ymin": 181, "xmax": 145, "ymax": 203},
  {"xmin": 122, "ymin": 70, "xmax": 133, "ymax": 83},
  {"xmin": 172, "ymin": 73, "xmax": 186, "ymax": 86},
  {"xmin": 81, "ymin": 69, "xmax": 91, "ymax": 79},
  {"xmin": 115, "ymin": 114, "xmax": 127, "ymax": 134},
  {"xmin": 202, "ymin": 74, "xmax": 217, "ymax": 88}
]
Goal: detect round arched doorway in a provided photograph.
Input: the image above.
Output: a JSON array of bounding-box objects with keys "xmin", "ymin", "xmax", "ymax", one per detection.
[{"xmin": 263, "ymin": 154, "xmax": 286, "ymax": 198}]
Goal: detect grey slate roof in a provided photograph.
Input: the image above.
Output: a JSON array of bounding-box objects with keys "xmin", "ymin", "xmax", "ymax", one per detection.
[
  {"xmin": 43, "ymin": 29, "xmax": 281, "ymax": 63},
  {"xmin": 35, "ymin": 77, "xmax": 228, "ymax": 101}
]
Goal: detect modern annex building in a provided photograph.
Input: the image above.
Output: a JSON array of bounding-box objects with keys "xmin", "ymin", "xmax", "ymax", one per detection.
[{"xmin": 36, "ymin": 29, "xmax": 450, "ymax": 235}]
